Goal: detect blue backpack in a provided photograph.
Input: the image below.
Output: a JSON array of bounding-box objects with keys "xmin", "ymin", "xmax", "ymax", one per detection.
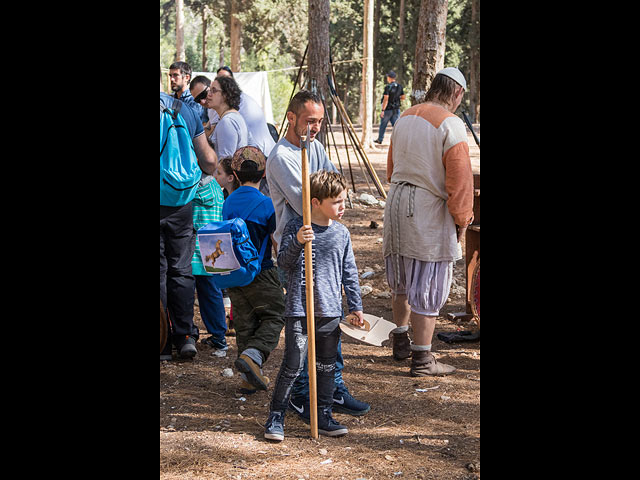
[
  {"xmin": 160, "ymin": 99, "xmax": 202, "ymax": 206},
  {"xmin": 196, "ymin": 196, "xmax": 270, "ymax": 289}
]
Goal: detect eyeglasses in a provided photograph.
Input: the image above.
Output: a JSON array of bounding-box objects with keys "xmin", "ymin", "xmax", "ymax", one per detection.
[
  {"xmin": 208, "ymin": 87, "xmax": 221, "ymax": 95},
  {"xmin": 193, "ymin": 86, "xmax": 209, "ymax": 103}
]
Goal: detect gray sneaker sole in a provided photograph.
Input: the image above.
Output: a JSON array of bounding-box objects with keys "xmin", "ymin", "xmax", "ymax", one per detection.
[
  {"xmin": 264, "ymin": 432, "xmax": 284, "ymax": 441},
  {"xmin": 318, "ymin": 427, "xmax": 348, "ymax": 437},
  {"xmin": 179, "ymin": 345, "xmax": 197, "ymax": 359}
]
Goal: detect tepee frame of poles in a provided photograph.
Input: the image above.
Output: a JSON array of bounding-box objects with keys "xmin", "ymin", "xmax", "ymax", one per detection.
[{"xmin": 277, "ymin": 45, "xmax": 387, "ymax": 202}]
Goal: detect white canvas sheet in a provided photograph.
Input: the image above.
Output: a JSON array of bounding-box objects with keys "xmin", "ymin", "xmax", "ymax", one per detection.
[{"xmin": 193, "ymin": 70, "xmax": 274, "ymax": 124}]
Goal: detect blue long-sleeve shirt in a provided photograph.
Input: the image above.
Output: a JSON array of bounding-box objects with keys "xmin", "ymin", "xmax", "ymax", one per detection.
[{"xmin": 278, "ymin": 216, "xmax": 362, "ymax": 318}]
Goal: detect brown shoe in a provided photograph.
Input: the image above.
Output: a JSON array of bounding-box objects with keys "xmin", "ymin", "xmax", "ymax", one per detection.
[
  {"xmin": 410, "ymin": 350, "xmax": 456, "ymax": 376},
  {"xmin": 390, "ymin": 330, "xmax": 412, "ymax": 360},
  {"xmin": 240, "ymin": 376, "xmax": 270, "ymax": 395},
  {"xmin": 235, "ymin": 354, "xmax": 269, "ymax": 390}
]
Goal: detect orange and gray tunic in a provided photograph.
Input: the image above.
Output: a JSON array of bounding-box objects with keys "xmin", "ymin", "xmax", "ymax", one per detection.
[{"xmin": 383, "ymin": 103, "xmax": 474, "ymax": 263}]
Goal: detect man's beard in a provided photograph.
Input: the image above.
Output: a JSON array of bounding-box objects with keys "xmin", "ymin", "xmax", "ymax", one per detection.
[{"xmin": 294, "ymin": 121, "xmax": 315, "ymax": 142}]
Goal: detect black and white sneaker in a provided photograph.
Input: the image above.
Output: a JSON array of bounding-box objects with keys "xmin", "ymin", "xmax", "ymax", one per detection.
[
  {"xmin": 333, "ymin": 389, "xmax": 370, "ymax": 416},
  {"xmin": 318, "ymin": 408, "xmax": 348, "ymax": 437},
  {"xmin": 288, "ymin": 396, "xmax": 311, "ymax": 423}
]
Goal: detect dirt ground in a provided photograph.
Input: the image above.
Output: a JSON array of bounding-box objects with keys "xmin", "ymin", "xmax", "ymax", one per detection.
[{"xmin": 160, "ymin": 125, "xmax": 480, "ymax": 479}]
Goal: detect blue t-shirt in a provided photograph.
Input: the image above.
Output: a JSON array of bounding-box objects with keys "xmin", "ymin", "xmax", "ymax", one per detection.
[
  {"xmin": 160, "ymin": 92, "xmax": 204, "ymax": 139},
  {"xmin": 222, "ymin": 186, "xmax": 276, "ymax": 271},
  {"xmin": 175, "ymin": 89, "xmax": 208, "ymax": 124}
]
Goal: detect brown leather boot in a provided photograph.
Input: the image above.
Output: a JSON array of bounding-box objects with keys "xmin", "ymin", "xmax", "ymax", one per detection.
[
  {"xmin": 410, "ymin": 350, "xmax": 456, "ymax": 376},
  {"xmin": 390, "ymin": 330, "xmax": 412, "ymax": 360}
]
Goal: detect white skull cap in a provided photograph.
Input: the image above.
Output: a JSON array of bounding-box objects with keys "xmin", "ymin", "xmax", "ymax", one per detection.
[{"xmin": 437, "ymin": 67, "xmax": 467, "ymax": 91}]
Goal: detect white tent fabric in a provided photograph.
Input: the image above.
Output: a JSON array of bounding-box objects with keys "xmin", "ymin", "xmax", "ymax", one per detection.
[{"xmin": 193, "ymin": 71, "xmax": 274, "ymax": 124}]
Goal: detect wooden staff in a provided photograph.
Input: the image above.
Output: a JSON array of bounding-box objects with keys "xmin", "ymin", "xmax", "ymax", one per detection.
[{"xmin": 300, "ymin": 124, "xmax": 318, "ymax": 439}]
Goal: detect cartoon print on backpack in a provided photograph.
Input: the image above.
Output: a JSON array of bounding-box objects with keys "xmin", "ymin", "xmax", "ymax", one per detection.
[{"xmin": 204, "ymin": 239, "xmax": 225, "ymax": 268}]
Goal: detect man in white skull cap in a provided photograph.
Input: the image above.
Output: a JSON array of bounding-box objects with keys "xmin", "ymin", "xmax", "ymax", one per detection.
[{"xmin": 383, "ymin": 67, "xmax": 474, "ymax": 376}]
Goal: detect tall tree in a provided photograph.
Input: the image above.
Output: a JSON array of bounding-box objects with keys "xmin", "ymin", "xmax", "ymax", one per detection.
[
  {"xmin": 176, "ymin": 0, "xmax": 185, "ymax": 61},
  {"xmin": 308, "ymin": 0, "xmax": 330, "ymax": 101},
  {"xmin": 469, "ymin": 0, "xmax": 480, "ymax": 122},
  {"xmin": 411, "ymin": 0, "xmax": 448, "ymax": 104},
  {"xmin": 230, "ymin": 0, "xmax": 242, "ymax": 71},
  {"xmin": 361, "ymin": 0, "xmax": 374, "ymax": 147},
  {"xmin": 398, "ymin": 0, "xmax": 406, "ymax": 85}
]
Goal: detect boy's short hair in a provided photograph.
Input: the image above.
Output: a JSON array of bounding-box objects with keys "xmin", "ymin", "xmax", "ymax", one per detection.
[
  {"xmin": 232, "ymin": 146, "xmax": 266, "ymax": 184},
  {"xmin": 309, "ymin": 170, "xmax": 347, "ymax": 202}
]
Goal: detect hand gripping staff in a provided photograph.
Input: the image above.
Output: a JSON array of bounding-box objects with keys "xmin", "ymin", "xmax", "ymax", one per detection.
[{"xmin": 300, "ymin": 123, "xmax": 318, "ymax": 439}]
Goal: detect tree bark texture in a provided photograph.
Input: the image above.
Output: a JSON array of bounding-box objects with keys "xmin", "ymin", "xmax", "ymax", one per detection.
[
  {"xmin": 230, "ymin": 0, "xmax": 242, "ymax": 72},
  {"xmin": 469, "ymin": 0, "xmax": 480, "ymax": 122},
  {"xmin": 202, "ymin": 9, "xmax": 208, "ymax": 71},
  {"xmin": 361, "ymin": 0, "xmax": 374, "ymax": 147},
  {"xmin": 308, "ymin": 0, "xmax": 330, "ymax": 101},
  {"xmin": 411, "ymin": 0, "xmax": 448, "ymax": 105},
  {"xmin": 175, "ymin": 0, "xmax": 185, "ymax": 61}
]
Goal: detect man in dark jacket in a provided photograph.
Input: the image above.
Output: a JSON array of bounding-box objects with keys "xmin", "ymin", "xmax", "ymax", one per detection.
[{"xmin": 374, "ymin": 70, "xmax": 405, "ymax": 145}]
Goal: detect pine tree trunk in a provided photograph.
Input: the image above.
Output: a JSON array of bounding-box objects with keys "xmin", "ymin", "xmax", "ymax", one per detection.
[
  {"xmin": 361, "ymin": 0, "xmax": 374, "ymax": 147},
  {"xmin": 469, "ymin": 0, "xmax": 480, "ymax": 123},
  {"xmin": 308, "ymin": 0, "xmax": 331, "ymax": 145},
  {"xmin": 202, "ymin": 9, "xmax": 208, "ymax": 71},
  {"xmin": 230, "ymin": 0, "xmax": 242, "ymax": 72},
  {"xmin": 308, "ymin": 0, "xmax": 330, "ymax": 100},
  {"xmin": 175, "ymin": 0, "xmax": 185, "ymax": 61},
  {"xmin": 398, "ymin": 0, "xmax": 406, "ymax": 85},
  {"xmin": 411, "ymin": 0, "xmax": 448, "ymax": 105}
]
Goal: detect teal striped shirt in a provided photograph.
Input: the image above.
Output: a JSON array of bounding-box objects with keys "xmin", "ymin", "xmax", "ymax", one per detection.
[{"xmin": 192, "ymin": 177, "xmax": 225, "ymax": 276}]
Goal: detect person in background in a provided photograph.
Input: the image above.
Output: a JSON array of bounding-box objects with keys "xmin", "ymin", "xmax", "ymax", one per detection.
[
  {"xmin": 266, "ymin": 90, "xmax": 370, "ymax": 421},
  {"xmin": 191, "ymin": 152, "xmax": 229, "ymax": 357},
  {"xmin": 169, "ymin": 61, "xmax": 205, "ymax": 124},
  {"xmin": 383, "ymin": 67, "xmax": 473, "ymax": 376},
  {"xmin": 189, "ymin": 74, "xmax": 211, "ymax": 125},
  {"xmin": 374, "ymin": 70, "xmax": 405, "ymax": 145},
  {"xmin": 160, "ymin": 76, "xmax": 218, "ymax": 360},
  {"xmin": 203, "ymin": 76, "xmax": 250, "ymax": 160},
  {"xmin": 222, "ymin": 147, "xmax": 286, "ymax": 395}
]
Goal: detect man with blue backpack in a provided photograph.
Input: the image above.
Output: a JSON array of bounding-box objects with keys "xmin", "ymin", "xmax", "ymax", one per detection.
[{"xmin": 160, "ymin": 89, "xmax": 218, "ymax": 360}]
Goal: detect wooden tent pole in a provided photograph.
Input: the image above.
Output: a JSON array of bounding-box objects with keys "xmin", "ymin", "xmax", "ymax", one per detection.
[{"xmin": 300, "ymin": 126, "xmax": 318, "ymax": 439}]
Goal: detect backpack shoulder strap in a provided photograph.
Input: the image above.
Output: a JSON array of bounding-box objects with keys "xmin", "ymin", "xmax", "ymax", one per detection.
[{"xmin": 170, "ymin": 97, "xmax": 182, "ymax": 119}]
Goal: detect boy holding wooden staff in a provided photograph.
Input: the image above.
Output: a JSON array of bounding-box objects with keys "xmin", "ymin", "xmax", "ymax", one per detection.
[{"xmin": 264, "ymin": 170, "xmax": 364, "ymax": 441}]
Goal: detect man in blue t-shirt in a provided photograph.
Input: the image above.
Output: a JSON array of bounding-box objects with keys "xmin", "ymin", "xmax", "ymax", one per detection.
[
  {"xmin": 168, "ymin": 61, "xmax": 206, "ymax": 124},
  {"xmin": 160, "ymin": 88, "xmax": 218, "ymax": 361}
]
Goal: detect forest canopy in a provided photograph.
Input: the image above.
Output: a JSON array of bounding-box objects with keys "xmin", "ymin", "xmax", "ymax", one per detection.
[{"xmin": 160, "ymin": 0, "xmax": 478, "ymax": 124}]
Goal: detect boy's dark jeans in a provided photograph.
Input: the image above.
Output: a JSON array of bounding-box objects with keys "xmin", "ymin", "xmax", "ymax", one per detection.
[
  {"xmin": 270, "ymin": 316, "xmax": 341, "ymax": 413},
  {"xmin": 160, "ymin": 203, "xmax": 198, "ymax": 344}
]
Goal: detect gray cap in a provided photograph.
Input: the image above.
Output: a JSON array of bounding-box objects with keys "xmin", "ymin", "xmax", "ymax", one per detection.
[{"xmin": 437, "ymin": 67, "xmax": 467, "ymax": 91}]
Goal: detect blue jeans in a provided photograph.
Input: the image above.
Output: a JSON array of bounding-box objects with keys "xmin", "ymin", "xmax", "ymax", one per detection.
[
  {"xmin": 377, "ymin": 109, "xmax": 400, "ymax": 142},
  {"xmin": 195, "ymin": 274, "xmax": 227, "ymax": 346}
]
